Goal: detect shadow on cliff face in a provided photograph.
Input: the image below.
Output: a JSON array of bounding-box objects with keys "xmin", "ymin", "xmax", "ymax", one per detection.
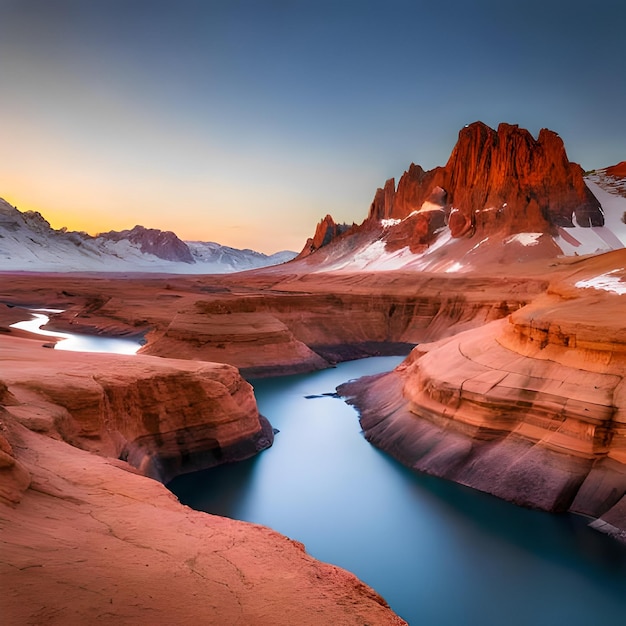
[
  {"xmin": 167, "ymin": 449, "xmax": 263, "ymax": 519},
  {"xmin": 125, "ymin": 414, "xmax": 275, "ymax": 484}
]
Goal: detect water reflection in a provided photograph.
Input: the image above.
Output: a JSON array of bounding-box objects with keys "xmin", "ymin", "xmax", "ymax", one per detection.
[
  {"xmin": 10, "ymin": 309, "xmax": 142, "ymax": 354},
  {"xmin": 169, "ymin": 357, "xmax": 626, "ymax": 626}
]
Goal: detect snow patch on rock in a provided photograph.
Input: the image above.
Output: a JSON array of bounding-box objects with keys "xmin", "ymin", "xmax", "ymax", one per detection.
[
  {"xmin": 575, "ymin": 269, "xmax": 626, "ymax": 295},
  {"xmin": 505, "ymin": 233, "xmax": 543, "ymax": 246}
]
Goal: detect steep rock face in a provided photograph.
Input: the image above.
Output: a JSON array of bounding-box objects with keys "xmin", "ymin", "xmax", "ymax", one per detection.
[
  {"xmin": 368, "ymin": 178, "xmax": 397, "ymax": 220},
  {"xmin": 340, "ymin": 250, "xmax": 626, "ymax": 536},
  {"xmin": 0, "ymin": 416, "xmax": 406, "ymax": 625},
  {"xmin": 0, "ymin": 335, "xmax": 272, "ymax": 483},
  {"xmin": 98, "ymin": 224, "xmax": 195, "ymax": 263},
  {"xmin": 297, "ymin": 214, "xmax": 352, "ymax": 259},
  {"xmin": 607, "ymin": 161, "xmax": 626, "ymax": 178},
  {"xmin": 383, "ymin": 122, "xmax": 603, "ymax": 233},
  {"xmin": 302, "ymin": 122, "xmax": 603, "ymax": 258}
]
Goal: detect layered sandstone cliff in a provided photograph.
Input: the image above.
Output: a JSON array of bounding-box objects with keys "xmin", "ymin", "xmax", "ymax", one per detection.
[
  {"xmin": 0, "ymin": 269, "xmax": 549, "ymax": 377},
  {"xmin": 0, "ymin": 333, "xmax": 272, "ymax": 483},
  {"xmin": 340, "ymin": 250, "xmax": 626, "ymax": 537},
  {"xmin": 140, "ymin": 306, "xmax": 329, "ymax": 377}
]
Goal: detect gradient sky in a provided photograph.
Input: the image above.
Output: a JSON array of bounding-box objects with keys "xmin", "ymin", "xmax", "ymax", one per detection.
[{"xmin": 1, "ymin": 0, "xmax": 624, "ymax": 253}]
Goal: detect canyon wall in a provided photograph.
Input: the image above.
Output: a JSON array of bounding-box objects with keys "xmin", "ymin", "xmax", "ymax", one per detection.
[
  {"xmin": 340, "ymin": 251, "xmax": 626, "ymax": 537},
  {"xmin": 140, "ymin": 272, "xmax": 547, "ymax": 373},
  {"xmin": 0, "ymin": 270, "xmax": 548, "ymax": 377},
  {"xmin": 0, "ymin": 334, "xmax": 272, "ymax": 483}
]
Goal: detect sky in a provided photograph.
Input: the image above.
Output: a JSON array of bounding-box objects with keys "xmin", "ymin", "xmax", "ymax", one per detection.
[{"xmin": 0, "ymin": 0, "xmax": 624, "ymax": 254}]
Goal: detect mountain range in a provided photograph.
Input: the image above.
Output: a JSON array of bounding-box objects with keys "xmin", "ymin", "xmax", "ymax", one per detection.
[
  {"xmin": 0, "ymin": 201, "xmax": 296, "ymax": 273},
  {"xmin": 2, "ymin": 123, "xmax": 624, "ymax": 275},
  {"xmin": 294, "ymin": 123, "xmax": 626, "ymax": 273}
]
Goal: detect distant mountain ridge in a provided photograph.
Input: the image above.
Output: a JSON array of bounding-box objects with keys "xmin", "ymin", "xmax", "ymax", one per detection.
[{"xmin": 0, "ymin": 200, "xmax": 296, "ymax": 273}]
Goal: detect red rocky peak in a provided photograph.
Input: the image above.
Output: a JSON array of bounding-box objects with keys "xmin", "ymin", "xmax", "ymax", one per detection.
[
  {"xmin": 606, "ymin": 161, "xmax": 626, "ymax": 178},
  {"xmin": 297, "ymin": 215, "xmax": 353, "ymax": 259},
  {"xmin": 384, "ymin": 122, "xmax": 603, "ymax": 238},
  {"xmin": 300, "ymin": 122, "xmax": 604, "ymax": 257}
]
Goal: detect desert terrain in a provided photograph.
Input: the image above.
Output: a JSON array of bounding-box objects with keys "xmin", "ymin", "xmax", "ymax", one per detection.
[{"xmin": 2, "ymin": 122, "xmax": 625, "ymax": 623}]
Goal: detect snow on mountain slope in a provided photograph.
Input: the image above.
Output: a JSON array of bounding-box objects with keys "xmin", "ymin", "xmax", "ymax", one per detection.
[
  {"xmin": 290, "ymin": 172, "xmax": 626, "ymax": 275},
  {"xmin": 553, "ymin": 180, "xmax": 626, "ymax": 256},
  {"xmin": 186, "ymin": 241, "xmax": 296, "ymax": 273},
  {"xmin": 0, "ymin": 199, "xmax": 296, "ymax": 273}
]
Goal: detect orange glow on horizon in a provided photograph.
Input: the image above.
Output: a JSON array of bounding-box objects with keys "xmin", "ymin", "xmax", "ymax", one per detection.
[{"xmin": 1, "ymin": 187, "xmax": 310, "ymax": 255}]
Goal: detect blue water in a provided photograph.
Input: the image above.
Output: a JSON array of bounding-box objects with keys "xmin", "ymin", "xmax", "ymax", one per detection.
[{"xmin": 168, "ymin": 357, "xmax": 626, "ymax": 625}]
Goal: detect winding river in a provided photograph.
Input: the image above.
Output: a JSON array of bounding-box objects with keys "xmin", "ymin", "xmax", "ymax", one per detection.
[
  {"xmin": 12, "ymin": 312, "xmax": 626, "ymax": 624},
  {"xmin": 10, "ymin": 309, "xmax": 142, "ymax": 354},
  {"xmin": 169, "ymin": 358, "xmax": 626, "ymax": 626}
]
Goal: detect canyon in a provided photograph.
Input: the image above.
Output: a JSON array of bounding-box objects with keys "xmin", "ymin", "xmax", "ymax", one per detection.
[
  {"xmin": 0, "ymin": 307, "xmax": 405, "ymax": 624},
  {"xmin": 2, "ymin": 121, "xmax": 625, "ymax": 623}
]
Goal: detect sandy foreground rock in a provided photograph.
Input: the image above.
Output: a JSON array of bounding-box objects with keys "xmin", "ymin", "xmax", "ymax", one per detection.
[
  {"xmin": 0, "ymin": 416, "xmax": 404, "ymax": 625},
  {"xmin": 0, "ymin": 331, "xmax": 405, "ymax": 624},
  {"xmin": 0, "ymin": 334, "xmax": 272, "ymax": 483}
]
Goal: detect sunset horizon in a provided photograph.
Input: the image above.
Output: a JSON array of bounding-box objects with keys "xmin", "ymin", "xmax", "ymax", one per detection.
[{"xmin": 1, "ymin": 0, "xmax": 624, "ymax": 254}]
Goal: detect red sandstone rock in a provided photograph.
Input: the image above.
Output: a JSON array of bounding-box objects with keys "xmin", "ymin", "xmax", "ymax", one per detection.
[
  {"xmin": 368, "ymin": 178, "xmax": 397, "ymax": 220},
  {"xmin": 296, "ymin": 214, "xmax": 352, "ymax": 258},
  {"xmin": 304, "ymin": 122, "xmax": 604, "ymax": 258},
  {"xmin": 141, "ymin": 308, "xmax": 329, "ymax": 377},
  {"xmin": 0, "ymin": 334, "xmax": 272, "ymax": 482},
  {"xmin": 0, "ymin": 416, "xmax": 406, "ymax": 625},
  {"xmin": 0, "ymin": 420, "xmax": 31, "ymax": 504},
  {"xmin": 340, "ymin": 250, "xmax": 626, "ymax": 532},
  {"xmin": 607, "ymin": 161, "xmax": 626, "ymax": 178}
]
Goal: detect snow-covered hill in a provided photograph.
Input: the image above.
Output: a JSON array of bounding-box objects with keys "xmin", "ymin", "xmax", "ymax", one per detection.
[{"xmin": 0, "ymin": 199, "xmax": 296, "ymax": 273}]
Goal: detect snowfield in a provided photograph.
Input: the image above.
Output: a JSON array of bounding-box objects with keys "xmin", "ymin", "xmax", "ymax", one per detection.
[
  {"xmin": 575, "ymin": 269, "xmax": 626, "ymax": 295},
  {"xmin": 0, "ymin": 199, "xmax": 295, "ymax": 273}
]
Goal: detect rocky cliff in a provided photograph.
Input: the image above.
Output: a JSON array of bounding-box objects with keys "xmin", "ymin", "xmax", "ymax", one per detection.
[
  {"xmin": 297, "ymin": 214, "xmax": 352, "ymax": 259},
  {"xmin": 0, "ymin": 333, "xmax": 272, "ymax": 483},
  {"xmin": 340, "ymin": 249, "xmax": 626, "ymax": 537},
  {"xmin": 299, "ymin": 122, "xmax": 606, "ymax": 259}
]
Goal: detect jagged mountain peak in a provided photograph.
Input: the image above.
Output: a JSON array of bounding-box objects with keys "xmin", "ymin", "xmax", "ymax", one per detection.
[
  {"xmin": 295, "ymin": 122, "xmax": 624, "ymax": 273},
  {"xmin": 97, "ymin": 224, "xmax": 194, "ymax": 263}
]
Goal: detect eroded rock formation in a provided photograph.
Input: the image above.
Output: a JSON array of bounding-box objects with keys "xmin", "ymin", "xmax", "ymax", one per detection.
[
  {"xmin": 607, "ymin": 161, "xmax": 626, "ymax": 178},
  {"xmin": 0, "ymin": 334, "xmax": 272, "ymax": 483},
  {"xmin": 297, "ymin": 214, "xmax": 352, "ymax": 258},
  {"xmin": 141, "ymin": 306, "xmax": 329, "ymax": 377},
  {"xmin": 340, "ymin": 250, "xmax": 626, "ymax": 537},
  {"xmin": 303, "ymin": 122, "xmax": 604, "ymax": 258},
  {"xmin": 0, "ymin": 413, "xmax": 405, "ymax": 625}
]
